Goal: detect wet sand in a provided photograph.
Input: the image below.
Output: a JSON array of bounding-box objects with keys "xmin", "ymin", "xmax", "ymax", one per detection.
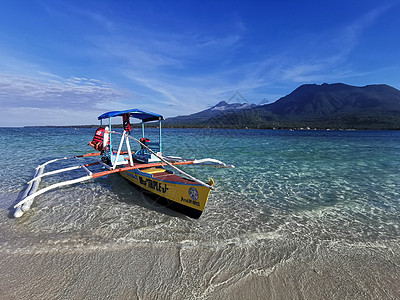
[{"xmin": 1, "ymin": 238, "xmax": 399, "ymax": 299}]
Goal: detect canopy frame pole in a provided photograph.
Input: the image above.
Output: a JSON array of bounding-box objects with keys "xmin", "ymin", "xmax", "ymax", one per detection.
[
  {"xmin": 108, "ymin": 118, "xmax": 112, "ymax": 158},
  {"xmin": 159, "ymin": 118, "xmax": 162, "ymax": 154},
  {"xmin": 125, "ymin": 134, "xmax": 134, "ymax": 166},
  {"xmin": 112, "ymin": 132, "xmax": 126, "ymax": 169}
]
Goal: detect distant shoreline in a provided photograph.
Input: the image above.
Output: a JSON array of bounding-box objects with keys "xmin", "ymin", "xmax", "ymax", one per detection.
[{"xmin": 19, "ymin": 125, "xmax": 400, "ymax": 131}]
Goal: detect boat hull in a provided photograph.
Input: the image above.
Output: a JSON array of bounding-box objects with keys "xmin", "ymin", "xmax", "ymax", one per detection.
[{"xmin": 120, "ymin": 167, "xmax": 212, "ymax": 219}]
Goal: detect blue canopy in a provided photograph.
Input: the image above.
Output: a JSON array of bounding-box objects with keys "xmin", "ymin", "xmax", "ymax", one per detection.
[{"xmin": 98, "ymin": 109, "xmax": 164, "ymax": 122}]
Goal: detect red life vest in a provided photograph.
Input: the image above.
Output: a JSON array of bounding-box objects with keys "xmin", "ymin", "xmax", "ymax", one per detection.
[
  {"xmin": 140, "ymin": 137, "xmax": 150, "ymax": 149},
  {"xmin": 88, "ymin": 127, "xmax": 105, "ymax": 151},
  {"xmin": 140, "ymin": 137, "xmax": 150, "ymax": 144},
  {"xmin": 123, "ymin": 113, "xmax": 131, "ymax": 133}
]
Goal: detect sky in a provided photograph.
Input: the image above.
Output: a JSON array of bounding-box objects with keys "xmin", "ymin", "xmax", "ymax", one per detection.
[{"xmin": 1, "ymin": 0, "xmax": 400, "ymax": 126}]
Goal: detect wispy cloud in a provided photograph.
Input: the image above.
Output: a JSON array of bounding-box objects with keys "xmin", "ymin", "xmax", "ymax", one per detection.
[
  {"xmin": 276, "ymin": 4, "xmax": 393, "ymax": 84},
  {"xmin": 0, "ymin": 73, "xmax": 125, "ymax": 109},
  {"xmin": 84, "ymin": 14, "xmax": 248, "ymax": 113},
  {"xmin": 343, "ymin": 4, "xmax": 392, "ymax": 45},
  {"xmin": 89, "ymin": 4, "xmax": 393, "ymax": 112},
  {"xmin": 0, "ymin": 72, "xmax": 128, "ymax": 125}
]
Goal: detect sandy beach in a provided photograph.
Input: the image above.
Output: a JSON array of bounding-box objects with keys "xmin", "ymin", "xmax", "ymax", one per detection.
[{"xmin": 1, "ymin": 235, "xmax": 399, "ymax": 299}]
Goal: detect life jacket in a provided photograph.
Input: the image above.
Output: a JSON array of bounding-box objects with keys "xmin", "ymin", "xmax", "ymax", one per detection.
[
  {"xmin": 140, "ymin": 137, "xmax": 150, "ymax": 149},
  {"xmin": 123, "ymin": 113, "xmax": 131, "ymax": 133},
  {"xmin": 88, "ymin": 127, "xmax": 105, "ymax": 151}
]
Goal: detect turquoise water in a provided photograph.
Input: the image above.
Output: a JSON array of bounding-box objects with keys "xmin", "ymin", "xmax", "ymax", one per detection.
[
  {"xmin": 0, "ymin": 127, "xmax": 399, "ymax": 298},
  {"xmin": 1, "ymin": 127, "xmax": 399, "ymax": 243}
]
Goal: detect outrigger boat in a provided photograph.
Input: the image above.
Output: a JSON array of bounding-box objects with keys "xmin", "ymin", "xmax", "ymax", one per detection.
[{"xmin": 14, "ymin": 109, "xmax": 234, "ymax": 219}]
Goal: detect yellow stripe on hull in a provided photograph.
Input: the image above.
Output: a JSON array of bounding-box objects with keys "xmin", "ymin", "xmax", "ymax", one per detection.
[{"xmin": 120, "ymin": 168, "xmax": 212, "ymax": 217}]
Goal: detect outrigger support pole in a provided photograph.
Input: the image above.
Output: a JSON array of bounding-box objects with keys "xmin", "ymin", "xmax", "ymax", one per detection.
[
  {"xmin": 27, "ymin": 162, "xmax": 98, "ymax": 184},
  {"xmin": 14, "ymin": 175, "xmax": 92, "ymax": 212},
  {"xmin": 13, "ymin": 153, "xmax": 101, "ymax": 218}
]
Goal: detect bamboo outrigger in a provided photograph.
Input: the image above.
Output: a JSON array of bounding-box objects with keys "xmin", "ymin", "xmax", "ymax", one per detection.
[{"xmin": 14, "ymin": 109, "xmax": 234, "ymax": 219}]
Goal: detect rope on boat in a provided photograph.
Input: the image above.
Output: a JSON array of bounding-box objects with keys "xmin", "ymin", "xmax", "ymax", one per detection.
[
  {"xmin": 163, "ymin": 156, "xmax": 235, "ymax": 168},
  {"xmin": 111, "ymin": 131, "xmax": 215, "ymax": 190}
]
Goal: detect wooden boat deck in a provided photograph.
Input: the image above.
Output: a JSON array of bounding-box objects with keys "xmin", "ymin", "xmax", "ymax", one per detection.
[{"xmin": 139, "ymin": 166, "xmax": 197, "ymax": 185}]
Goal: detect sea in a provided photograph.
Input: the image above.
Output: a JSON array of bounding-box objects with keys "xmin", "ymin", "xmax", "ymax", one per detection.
[{"xmin": 0, "ymin": 127, "xmax": 399, "ymax": 299}]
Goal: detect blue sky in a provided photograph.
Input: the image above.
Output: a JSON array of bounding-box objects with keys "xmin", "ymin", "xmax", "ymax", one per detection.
[{"xmin": 1, "ymin": 0, "xmax": 399, "ymax": 126}]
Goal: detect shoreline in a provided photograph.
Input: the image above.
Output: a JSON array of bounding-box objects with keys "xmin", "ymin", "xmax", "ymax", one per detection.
[
  {"xmin": 1, "ymin": 237, "xmax": 399, "ymax": 299},
  {"xmin": 2, "ymin": 125, "xmax": 398, "ymax": 131}
]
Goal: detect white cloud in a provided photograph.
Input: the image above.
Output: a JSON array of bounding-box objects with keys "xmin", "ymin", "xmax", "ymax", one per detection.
[
  {"xmin": 81, "ymin": 16, "xmax": 250, "ymax": 115},
  {"xmin": 0, "ymin": 73, "xmax": 125, "ymax": 108},
  {"xmin": 0, "ymin": 72, "xmax": 129, "ymax": 126}
]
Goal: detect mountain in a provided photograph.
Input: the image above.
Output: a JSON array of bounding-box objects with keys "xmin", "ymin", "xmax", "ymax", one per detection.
[
  {"xmin": 165, "ymin": 83, "xmax": 400, "ymax": 130},
  {"xmin": 211, "ymin": 101, "xmax": 258, "ymax": 111},
  {"xmin": 263, "ymin": 83, "xmax": 400, "ymax": 117},
  {"xmin": 164, "ymin": 101, "xmax": 258, "ymax": 126}
]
